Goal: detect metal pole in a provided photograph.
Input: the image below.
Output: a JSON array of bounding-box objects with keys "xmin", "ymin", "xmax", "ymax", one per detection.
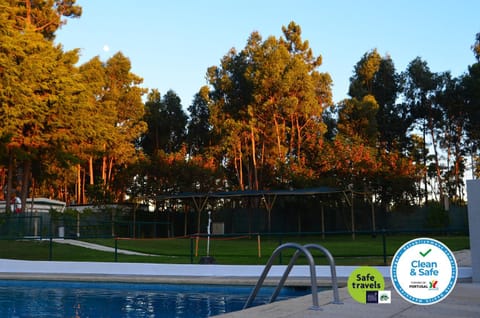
[
  {"xmin": 206, "ymin": 211, "xmax": 212, "ymax": 256},
  {"xmin": 382, "ymin": 229, "xmax": 387, "ymax": 265},
  {"xmin": 351, "ymin": 190, "xmax": 355, "ymax": 240}
]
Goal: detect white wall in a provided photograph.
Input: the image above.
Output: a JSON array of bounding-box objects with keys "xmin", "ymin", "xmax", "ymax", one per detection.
[{"xmin": 467, "ymin": 180, "xmax": 480, "ymax": 283}]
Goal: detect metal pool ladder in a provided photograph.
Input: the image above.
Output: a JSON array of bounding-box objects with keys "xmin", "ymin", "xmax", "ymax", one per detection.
[{"xmin": 243, "ymin": 242, "xmax": 342, "ymax": 311}]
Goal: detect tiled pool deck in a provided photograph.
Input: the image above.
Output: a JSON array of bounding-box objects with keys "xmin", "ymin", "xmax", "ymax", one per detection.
[{"xmin": 216, "ymin": 249, "xmax": 480, "ymax": 318}]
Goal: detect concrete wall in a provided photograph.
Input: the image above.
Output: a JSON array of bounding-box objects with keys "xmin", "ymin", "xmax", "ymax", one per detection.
[{"xmin": 467, "ymin": 180, "xmax": 480, "ymax": 283}]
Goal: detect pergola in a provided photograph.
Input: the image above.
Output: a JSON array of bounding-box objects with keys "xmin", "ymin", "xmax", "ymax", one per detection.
[{"xmin": 156, "ymin": 187, "xmax": 374, "ymax": 238}]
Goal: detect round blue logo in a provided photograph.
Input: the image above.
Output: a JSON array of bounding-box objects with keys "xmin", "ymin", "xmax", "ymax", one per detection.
[{"xmin": 390, "ymin": 238, "xmax": 457, "ymax": 305}]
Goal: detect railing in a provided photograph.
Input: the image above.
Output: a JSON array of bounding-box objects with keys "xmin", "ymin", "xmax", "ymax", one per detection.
[{"xmin": 243, "ymin": 242, "xmax": 342, "ymax": 311}]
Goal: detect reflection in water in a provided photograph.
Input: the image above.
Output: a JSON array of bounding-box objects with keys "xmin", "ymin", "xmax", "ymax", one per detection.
[{"xmin": 0, "ymin": 280, "xmax": 311, "ymax": 318}]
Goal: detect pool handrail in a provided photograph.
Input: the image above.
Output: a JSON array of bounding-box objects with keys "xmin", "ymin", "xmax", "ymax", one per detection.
[
  {"xmin": 244, "ymin": 242, "xmax": 341, "ymax": 311},
  {"xmin": 269, "ymin": 243, "xmax": 342, "ymax": 305}
]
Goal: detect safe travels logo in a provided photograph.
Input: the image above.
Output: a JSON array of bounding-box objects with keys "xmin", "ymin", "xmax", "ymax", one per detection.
[{"xmin": 347, "ymin": 266, "xmax": 390, "ymax": 304}]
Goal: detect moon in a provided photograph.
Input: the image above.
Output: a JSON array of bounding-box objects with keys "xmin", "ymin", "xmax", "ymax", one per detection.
[{"xmin": 103, "ymin": 45, "xmax": 110, "ymax": 52}]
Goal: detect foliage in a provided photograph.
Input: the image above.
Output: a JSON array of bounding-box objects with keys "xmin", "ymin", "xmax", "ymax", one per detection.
[
  {"xmin": 7, "ymin": 0, "xmax": 82, "ymax": 40},
  {"xmin": 0, "ymin": 5, "xmax": 479, "ymax": 213},
  {"xmin": 424, "ymin": 202, "xmax": 450, "ymax": 229},
  {"xmin": 141, "ymin": 89, "xmax": 187, "ymax": 155},
  {"xmin": 207, "ymin": 22, "xmax": 332, "ymax": 190}
]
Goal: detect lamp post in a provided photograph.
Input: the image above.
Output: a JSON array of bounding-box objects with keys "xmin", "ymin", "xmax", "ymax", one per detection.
[{"xmin": 199, "ymin": 210, "xmax": 216, "ymax": 264}]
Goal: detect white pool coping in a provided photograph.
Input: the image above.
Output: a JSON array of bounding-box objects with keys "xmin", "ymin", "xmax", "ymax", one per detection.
[{"xmin": 0, "ymin": 259, "xmax": 472, "ymax": 282}]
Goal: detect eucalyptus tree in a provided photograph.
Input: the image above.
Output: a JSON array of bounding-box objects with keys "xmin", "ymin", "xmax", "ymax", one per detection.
[
  {"xmin": 160, "ymin": 90, "xmax": 187, "ymax": 154},
  {"xmin": 208, "ymin": 44, "xmax": 255, "ymax": 190},
  {"xmin": 337, "ymin": 95, "xmax": 379, "ymax": 147},
  {"xmin": 339, "ymin": 49, "xmax": 421, "ymax": 206},
  {"xmin": 140, "ymin": 89, "xmax": 193, "ymax": 201},
  {"xmin": 142, "ymin": 89, "xmax": 187, "ymax": 156},
  {"xmin": 100, "ymin": 52, "xmax": 147, "ymax": 200},
  {"xmin": 142, "ymin": 89, "xmax": 163, "ymax": 156},
  {"xmin": 348, "ymin": 49, "xmax": 410, "ymax": 151},
  {"xmin": 186, "ymin": 86, "xmax": 211, "ymax": 157},
  {"xmin": 208, "ymin": 22, "xmax": 332, "ymax": 190},
  {"xmin": 402, "ymin": 57, "xmax": 445, "ymax": 203},
  {"xmin": 436, "ymin": 73, "xmax": 467, "ymax": 202},
  {"xmin": 74, "ymin": 56, "xmax": 112, "ymax": 203},
  {"xmin": 463, "ymin": 32, "xmax": 480, "ymax": 179},
  {"xmin": 348, "ymin": 49, "xmax": 382, "ymax": 99}
]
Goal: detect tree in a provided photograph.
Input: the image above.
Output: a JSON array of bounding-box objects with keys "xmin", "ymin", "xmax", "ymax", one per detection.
[
  {"xmin": 337, "ymin": 95, "xmax": 379, "ymax": 146},
  {"xmin": 0, "ymin": 24, "xmax": 84, "ymax": 209},
  {"xmin": 160, "ymin": 90, "xmax": 187, "ymax": 153},
  {"xmin": 402, "ymin": 57, "xmax": 444, "ymax": 203},
  {"xmin": 208, "ymin": 22, "xmax": 332, "ymax": 190},
  {"xmin": 142, "ymin": 89, "xmax": 187, "ymax": 156},
  {"xmin": 8, "ymin": 0, "xmax": 81, "ymax": 39},
  {"xmin": 473, "ymin": 32, "xmax": 480, "ymax": 62},
  {"xmin": 142, "ymin": 89, "xmax": 162, "ymax": 156},
  {"xmin": 373, "ymin": 57, "xmax": 412, "ymax": 151},
  {"xmin": 463, "ymin": 33, "xmax": 480, "ymax": 179},
  {"xmin": 207, "ymin": 43, "xmax": 257, "ymax": 190},
  {"xmin": 349, "ymin": 50, "xmax": 409, "ymax": 151},
  {"xmin": 348, "ymin": 49, "xmax": 382, "ymax": 99},
  {"xmin": 74, "ymin": 56, "xmax": 112, "ymax": 203},
  {"xmin": 436, "ymin": 73, "xmax": 467, "ymax": 202},
  {"xmin": 186, "ymin": 86, "xmax": 211, "ymax": 156},
  {"xmin": 335, "ymin": 50, "xmax": 422, "ymax": 206},
  {"xmin": 101, "ymin": 52, "xmax": 147, "ymax": 200}
]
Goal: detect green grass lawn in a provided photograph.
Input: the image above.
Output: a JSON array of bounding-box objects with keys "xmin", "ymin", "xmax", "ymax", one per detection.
[{"xmin": 0, "ymin": 233, "xmax": 469, "ymax": 266}]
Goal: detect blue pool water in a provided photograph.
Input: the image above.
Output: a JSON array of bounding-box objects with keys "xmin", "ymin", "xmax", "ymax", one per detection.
[{"xmin": 0, "ymin": 280, "xmax": 311, "ymax": 317}]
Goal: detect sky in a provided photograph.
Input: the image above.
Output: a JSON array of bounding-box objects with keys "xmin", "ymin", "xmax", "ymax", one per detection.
[{"xmin": 55, "ymin": 0, "xmax": 480, "ymax": 109}]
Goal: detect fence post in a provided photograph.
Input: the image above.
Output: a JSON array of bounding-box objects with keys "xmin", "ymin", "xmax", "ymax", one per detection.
[
  {"xmin": 190, "ymin": 236, "xmax": 194, "ymax": 264},
  {"xmin": 195, "ymin": 235, "xmax": 199, "ymax": 257},
  {"xmin": 382, "ymin": 229, "xmax": 387, "ymax": 265},
  {"xmin": 114, "ymin": 238, "xmax": 118, "ymax": 262},
  {"xmin": 257, "ymin": 234, "xmax": 261, "ymax": 258},
  {"xmin": 278, "ymin": 236, "xmax": 283, "ymax": 265},
  {"xmin": 49, "ymin": 236, "xmax": 53, "ymax": 261}
]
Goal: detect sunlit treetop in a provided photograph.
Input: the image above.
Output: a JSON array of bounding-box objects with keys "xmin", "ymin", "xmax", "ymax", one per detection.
[{"xmin": 4, "ymin": 0, "xmax": 81, "ymax": 40}]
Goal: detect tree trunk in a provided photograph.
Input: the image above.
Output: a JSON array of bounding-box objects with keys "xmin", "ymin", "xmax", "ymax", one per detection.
[
  {"xmin": 102, "ymin": 144, "xmax": 107, "ymax": 185},
  {"xmin": 273, "ymin": 115, "xmax": 283, "ymax": 161},
  {"xmin": 102, "ymin": 155, "xmax": 107, "ymax": 185},
  {"xmin": 237, "ymin": 142, "xmax": 244, "ymax": 191},
  {"xmin": 250, "ymin": 126, "xmax": 258, "ymax": 190},
  {"xmin": 0, "ymin": 168, "xmax": 5, "ymax": 201},
  {"xmin": 107, "ymin": 157, "xmax": 114, "ymax": 190},
  {"xmin": 6, "ymin": 153, "xmax": 14, "ymax": 213},
  {"xmin": 20, "ymin": 159, "xmax": 32, "ymax": 213},
  {"xmin": 25, "ymin": 0, "xmax": 32, "ymax": 26},
  {"xmin": 295, "ymin": 115, "xmax": 302, "ymax": 164},
  {"xmin": 423, "ymin": 120, "xmax": 428, "ymax": 204},
  {"xmin": 76, "ymin": 164, "xmax": 81, "ymax": 204},
  {"xmin": 429, "ymin": 120, "xmax": 443, "ymax": 204},
  {"xmin": 89, "ymin": 156, "xmax": 94, "ymax": 185}
]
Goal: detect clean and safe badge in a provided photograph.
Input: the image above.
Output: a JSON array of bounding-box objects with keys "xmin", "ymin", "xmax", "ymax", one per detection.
[{"xmin": 390, "ymin": 237, "xmax": 458, "ymax": 305}]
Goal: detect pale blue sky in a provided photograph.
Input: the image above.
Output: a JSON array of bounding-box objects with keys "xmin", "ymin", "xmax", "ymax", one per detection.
[{"xmin": 55, "ymin": 0, "xmax": 480, "ymax": 109}]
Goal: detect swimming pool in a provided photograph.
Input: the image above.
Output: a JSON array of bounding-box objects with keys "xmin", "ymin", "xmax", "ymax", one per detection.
[{"xmin": 0, "ymin": 280, "xmax": 311, "ymax": 317}]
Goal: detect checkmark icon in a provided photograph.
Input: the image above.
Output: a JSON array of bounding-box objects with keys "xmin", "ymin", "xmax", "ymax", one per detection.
[{"xmin": 419, "ymin": 248, "xmax": 431, "ymax": 257}]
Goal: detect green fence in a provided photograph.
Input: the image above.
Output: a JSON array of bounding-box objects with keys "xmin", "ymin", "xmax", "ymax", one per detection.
[{"xmin": 0, "ymin": 214, "xmax": 44, "ymax": 238}]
